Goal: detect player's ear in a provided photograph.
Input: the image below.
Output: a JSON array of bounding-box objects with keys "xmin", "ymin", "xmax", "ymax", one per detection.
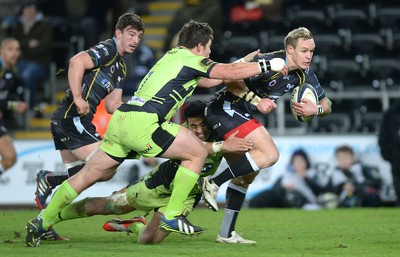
[
  {"xmin": 115, "ymin": 29, "xmax": 122, "ymax": 38},
  {"xmin": 287, "ymin": 45, "xmax": 294, "ymax": 55},
  {"xmin": 196, "ymin": 42, "xmax": 203, "ymax": 53}
]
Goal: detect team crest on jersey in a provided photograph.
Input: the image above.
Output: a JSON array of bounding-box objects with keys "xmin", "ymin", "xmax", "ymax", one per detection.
[
  {"xmin": 200, "ymin": 58, "xmax": 213, "ymax": 68},
  {"xmin": 139, "ymin": 143, "xmax": 153, "ymax": 154}
]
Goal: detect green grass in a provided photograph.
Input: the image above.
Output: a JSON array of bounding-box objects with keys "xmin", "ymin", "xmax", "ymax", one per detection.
[{"xmin": 1, "ymin": 208, "xmax": 399, "ymax": 257}]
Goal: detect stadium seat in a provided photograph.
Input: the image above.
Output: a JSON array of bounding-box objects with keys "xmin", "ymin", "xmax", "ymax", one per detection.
[
  {"xmin": 313, "ymin": 34, "xmax": 343, "ymax": 56},
  {"xmin": 369, "ymin": 58, "xmax": 400, "ymax": 79},
  {"xmin": 264, "ymin": 35, "xmax": 285, "ymax": 52},
  {"xmin": 331, "ymin": 8, "xmax": 377, "ymax": 33},
  {"xmin": 368, "ymin": 58, "xmax": 400, "ymax": 89},
  {"xmin": 287, "ymin": 10, "xmax": 327, "ymax": 33},
  {"xmin": 325, "ymin": 57, "xmax": 362, "ymax": 81},
  {"xmin": 220, "ymin": 35, "xmax": 260, "ymax": 61},
  {"xmin": 350, "ymin": 33, "xmax": 386, "ymax": 54},
  {"xmin": 376, "ymin": 7, "xmax": 400, "ymax": 29}
]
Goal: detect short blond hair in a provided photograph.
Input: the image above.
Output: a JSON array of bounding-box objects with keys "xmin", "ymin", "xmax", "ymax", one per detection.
[{"xmin": 284, "ymin": 27, "xmax": 313, "ymax": 49}]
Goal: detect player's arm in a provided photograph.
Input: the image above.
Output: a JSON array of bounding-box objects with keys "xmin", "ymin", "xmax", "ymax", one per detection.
[
  {"xmin": 198, "ymin": 50, "xmax": 263, "ymax": 88},
  {"xmin": 225, "ymin": 81, "xmax": 277, "ymax": 114},
  {"xmin": 204, "ymin": 131, "xmax": 253, "ymax": 155},
  {"xmin": 208, "ymin": 58, "xmax": 285, "ymax": 82},
  {"xmin": 68, "ymin": 51, "xmax": 94, "ymax": 115},
  {"xmin": 104, "ymin": 88, "xmax": 123, "ymax": 114}
]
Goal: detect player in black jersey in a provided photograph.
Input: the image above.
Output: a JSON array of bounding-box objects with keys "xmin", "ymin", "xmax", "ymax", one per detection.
[
  {"xmin": 0, "ymin": 38, "xmax": 28, "ymax": 177},
  {"xmin": 200, "ymin": 27, "xmax": 333, "ymax": 243},
  {"xmin": 34, "ymin": 13, "xmax": 145, "ymax": 210}
]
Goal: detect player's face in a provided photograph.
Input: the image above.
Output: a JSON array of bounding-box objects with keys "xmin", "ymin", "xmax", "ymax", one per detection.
[
  {"xmin": 117, "ymin": 27, "xmax": 143, "ymax": 54},
  {"xmin": 187, "ymin": 116, "xmax": 210, "ymax": 141},
  {"xmin": 292, "ymin": 38, "xmax": 315, "ymax": 70},
  {"xmin": 0, "ymin": 40, "xmax": 21, "ymax": 66},
  {"xmin": 199, "ymin": 39, "xmax": 212, "ymax": 58}
]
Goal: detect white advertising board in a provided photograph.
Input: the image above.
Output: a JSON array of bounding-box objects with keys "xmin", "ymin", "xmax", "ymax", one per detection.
[{"xmin": 0, "ymin": 135, "xmax": 395, "ymax": 206}]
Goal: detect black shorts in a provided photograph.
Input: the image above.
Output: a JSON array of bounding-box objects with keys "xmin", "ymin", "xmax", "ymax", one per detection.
[
  {"xmin": 51, "ymin": 116, "xmax": 102, "ymax": 151},
  {"xmin": 205, "ymin": 91, "xmax": 263, "ymax": 140}
]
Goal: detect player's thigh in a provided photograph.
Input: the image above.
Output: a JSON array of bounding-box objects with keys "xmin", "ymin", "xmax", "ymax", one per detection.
[
  {"xmin": 244, "ymin": 125, "xmax": 278, "ymax": 153},
  {"xmin": 69, "ymin": 149, "xmax": 120, "ymax": 192},
  {"xmin": 161, "ymin": 125, "xmax": 206, "ymax": 161},
  {"xmin": 102, "ymin": 111, "xmax": 178, "ymax": 159}
]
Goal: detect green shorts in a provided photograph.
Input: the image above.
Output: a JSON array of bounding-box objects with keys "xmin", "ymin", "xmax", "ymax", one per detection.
[
  {"xmin": 99, "ymin": 110, "xmax": 180, "ymax": 159},
  {"xmin": 125, "ymin": 179, "xmax": 197, "ymax": 215}
]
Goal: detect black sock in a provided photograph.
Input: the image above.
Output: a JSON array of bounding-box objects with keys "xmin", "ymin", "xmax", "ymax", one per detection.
[
  {"xmin": 46, "ymin": 172, "xmax": 69, "ymax": 188},
  {"xmin": 67, "ymin": 163, "xmax": 85, "ymax": 177},
  {"xmin": 46, "ymin": 163, "xmax": 85, "ymax": 188},
  {"xmin": 219, "ymin": 183, "xmax": 247, "ymax": 238},
  {"xmin": 211, "ymin": 153, "xmax": 259, "ymax": 186}
]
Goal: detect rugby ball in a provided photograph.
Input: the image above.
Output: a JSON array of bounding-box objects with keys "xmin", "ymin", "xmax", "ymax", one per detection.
[{"xmin": 290, "ymin": 83, "xmax": 318, "ymax": 122}]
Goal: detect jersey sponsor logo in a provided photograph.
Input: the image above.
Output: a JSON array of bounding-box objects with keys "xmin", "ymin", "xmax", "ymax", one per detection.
[
  {"xmin": 91, "ymin": 49, "xmax": 101, "ymax": 59},
  {"xmin": 110, "ymin": 65, "xmax": 115, "ymax": 74},
  {"xmin": 128, "ymin": 96, "xmax": 146, "ymax": 106},
  {"xmin": 212, "ymin": 122, "xmax": 221, "ymax": 130},
  {"xmin": 60, "ymin": 137, "xmax": 70, "ymax": 142},
  {"xmin": 286, "ymin": 83, "xmax": 295, "ymax": 92},
  {"xmin": 138, "ymin": 143, "xmax": 153, "ymax": 154},
  {"xmin": 101, "ymin": 78, "xmax": 112, "ymax": 93},
  {"xmin": 200, "ymin": 58, "xmax": 213, "ymax": 67},
  {"xmin": 99, "ymin": 44, "xmax": 109, "ymax": 56}
]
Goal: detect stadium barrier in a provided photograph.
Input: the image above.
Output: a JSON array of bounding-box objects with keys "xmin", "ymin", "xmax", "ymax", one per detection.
[{"xmin": 0, "ymin": 135, "xmax": 395, "ymax": 206}]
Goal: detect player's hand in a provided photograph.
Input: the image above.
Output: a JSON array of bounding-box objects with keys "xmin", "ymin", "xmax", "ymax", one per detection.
[
  {"xmin": 292, "ymin": 98, "xmax": 317, "ymax": 117},
  {"xmin": 280, "ymin": 65, "xmax": 289, "ymax": 76},
  {"xmin": 75, "ymin": 97, "xmax": 90, "ymax": 115},
  {"xmin": 222, "ymin": 131, "xmax": 253, "ymax": 153},
  {"xmin": 243, "ymin": 49, "xmax": 260, "ymax": 62},
  {"xmin": 256, "ymin": 98, "xmax": 277, "ymax": 114}
]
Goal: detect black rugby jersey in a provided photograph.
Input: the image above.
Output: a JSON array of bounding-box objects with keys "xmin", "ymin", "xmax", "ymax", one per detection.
[
  {"xmin": 0, "ymin": 61, "xmax": 24, "ymax": 111},
  {"xmin": 52, "ymin": 38, "xmax": 127, "ymax": 121},
  {"xmin": 244, "ymin": 50, "xmax": 326, "ymax": 101}
]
